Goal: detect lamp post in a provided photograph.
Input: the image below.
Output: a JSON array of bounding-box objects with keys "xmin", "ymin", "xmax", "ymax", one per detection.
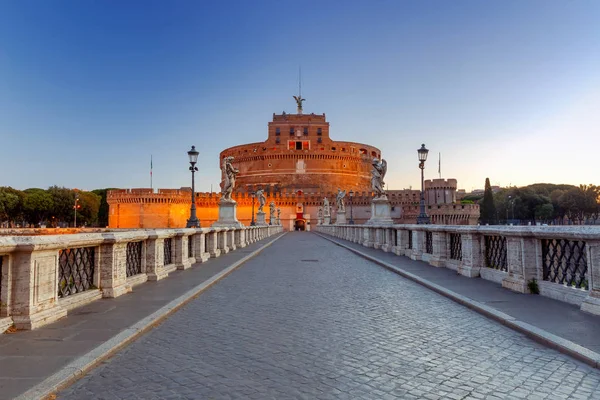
[
  {"xmin": 417, "ymin": 144, "xmax": 430, "ymax": 224},
  {"xmin": 250, "ymin": 192, "xmax": 256, "ymax": 226},
  {"xmin": 73, "ymin": 195, "xmax": 80, "ymax": 227},
  {"xmin": 186, "ymin": 145, "xmax": 200, "ymax": 228},
  {"xmin": 506, "ymin": 195, "xmax": 512, "ymax": 224},
  {"xmin": 349, "ymin": 190, "xmax": 355, "ymax": 224}
]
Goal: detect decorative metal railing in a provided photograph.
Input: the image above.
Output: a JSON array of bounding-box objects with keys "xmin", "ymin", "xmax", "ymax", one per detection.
[
  {"xmin": 205, "ymin": 234, "xmax": 209, "ymax": 253},
  {"xmin": 450, "ymin": 233, "xmax": 462, "ymax": 261},
  {"xmin": 425, "ymin": 231, "xmax": 433, "ymax": 254},
  {"xmin": 164, "ymin": 238, "xmax": 172, "ymax": 265},
  {"xmin": 58, "ymin": 247, "xmax": 95, "ymax": 298},
  {"xmin": 484, "ymin": 235, "xmax": 507, "ymax": 271},
  {"xmin": 188, "ymin": 236, "xmax": 193, "ymax": 258},
  {"xmin": 408, "ymin": 231, "xmax": 413, "ymax": 250},
  {"xmin": 542, "ymin": 239, "xmax": 588, "ymax": 290},
  {"xmin": 0, "ymin": 255, "xmax": 3, "ymax": 307},
  {"xmin": 126, "ymin": 241, "xmax": 143, "ymax": 277}
]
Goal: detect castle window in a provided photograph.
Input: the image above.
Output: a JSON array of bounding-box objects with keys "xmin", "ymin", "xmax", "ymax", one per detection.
[
  {"xmin": 317, "ymin": 137, "xmax": 322, "ymax": 144},
  {"xmin": 359, "ymin": 148, "xmax": 367, "ymax": 155},
  {"xmin": 289, "ymin": 127, "xmax": 294, "ymax": 135},
  {"xmin": 317, "ymin": 128, "xmax": 322, "ymax": 136},
  {"xmin": 341, "ymin": 148, "xmax": 346, "ymax": 152},
  {"xmin": 303, "ymin": 127, "xmax": 308, "ymax": 135},
  {"xmin": 275, "ymin": 128, "xmax": 280, "ymax": 136},
  {"xmin": 268, "ymin": 163, "xmax": 272, "ymax": 167},
  {"xmin": 371, "ymin": 151, "xmax": 377, "ymax": 157},
  {"xmin": 276, "ymin": 138, "xmax": 280, "ymax": 144},
  {"xmin": 331, "ymin": 147, "xmax": 336, "ymax": 151},
  {"xmin": 302, "ymin": 141, "xmax": 309, "ymax": 150},
  {"xmin": 296, "ymin": 141, "xmax": 302, "ymax": 150}
]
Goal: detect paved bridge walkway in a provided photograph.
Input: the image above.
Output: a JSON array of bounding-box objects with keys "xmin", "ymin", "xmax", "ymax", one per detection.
[{"xmin": 54, "ymin": 232, "xmax": 600, "ymax": 400}]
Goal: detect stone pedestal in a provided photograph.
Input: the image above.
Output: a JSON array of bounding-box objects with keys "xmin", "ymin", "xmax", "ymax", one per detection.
[
  {"xmin": 335, "ymin": 211, "xmax": 347, "ymax": 224},
  {"xmin": 323, "ymin": 216, "xmax": 331, "ymax": 225},
  {"xmin": 366, "ymin": 197, "xmax": 393, "ymax": 225},
  {"xmin": 317, "ymin": 218, "xmax": 322, "ymax": 225},
  {"xmin": 256, "ymin": 211, "xmax": 268, "ymax": 226},
  {"xmin": 212, "ymin": 200, "xmax": 244, "ymax": 228}
]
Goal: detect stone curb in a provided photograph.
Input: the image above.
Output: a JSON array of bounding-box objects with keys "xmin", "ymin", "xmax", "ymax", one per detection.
[
  {"xmin": 316, "ymin": 233, "xmax": 600, "ymax": 370},
  {"xmin": 16, "ymin": 233, "xmax": 287, "ymax": 400}
]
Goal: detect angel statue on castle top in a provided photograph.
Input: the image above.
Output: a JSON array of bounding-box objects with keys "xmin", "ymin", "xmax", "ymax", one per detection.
[{"xmin": 293, "ymin": 95, "xmax": 305, "ymax": 113}]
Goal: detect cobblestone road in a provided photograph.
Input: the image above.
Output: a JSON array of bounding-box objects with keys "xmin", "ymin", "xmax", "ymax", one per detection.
[{"xmin": 60, "ymin": 232, "xmax": 600, "ymax": 400}]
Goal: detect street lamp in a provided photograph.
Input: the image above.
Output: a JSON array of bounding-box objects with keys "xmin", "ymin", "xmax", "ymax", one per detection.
[
  {"xmin": 349, "ymin": 190, "xmax": 355, "ymax": 224},
  {"xmin": 73, "ymin": 195, "xmax": 80, "ymax": 227},
  {"xmin": 250, "ymin": 192, "xmax": 256, "ymax": 226},
  {"xmin": 417, "ymin": 144, "xmax": 430, "ymax": 224},
  {"xmin": 506, "ymin": 195, "xmax": 512, "ymax": 224},
  {"xmin": 186, "ymin": 145, "xmax": 200, "ymax": 228}
]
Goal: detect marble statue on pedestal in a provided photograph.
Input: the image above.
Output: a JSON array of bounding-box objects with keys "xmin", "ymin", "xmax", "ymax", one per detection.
[
  {"xmin": 366, "ymin": 158, "xmax": 393, "ymax": 225},
  {"xmin": 323, "ymin": 197, "xmax": 331, "ymax": 225},
  {"xmin": 256, "ymin": 189, "xmax": 266, "ymax": 212},
  {"xmin": 269, "ymin": 201, "xmax": 276, "ymax": 225},
  {"xmin": 317, "ymin": 207, "xmax": 323, "ymax": 225},
  {"xmin": 336, "ymin": 188, "xmax": 346, "ymax": 213},
  {"xmin": 212, "ymin": 156, "xmax": 243, "ymax": 227},
  {"xmin": 371, "ymin": 158, "xmax": 387, "ymax": 199}
]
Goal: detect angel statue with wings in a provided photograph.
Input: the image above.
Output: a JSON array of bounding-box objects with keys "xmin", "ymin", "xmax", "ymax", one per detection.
[
  {"xmin": 221, "ymin": 156, "xmax": 239, "ymax": 202},
  {"xmin": 323, "ymin": 197, "xmax": 331, "ymax": 217},
  {"xmin": 293, "ymin": 95, "xmax": 305, "ymax": 114},
  {"xmin": 336, "ymin": 188, "xmax": 346, "ymax": 213},
  {"xmin": 255, "ymin": 189, "xmax": 266, "ymax": 213},
  {"xmin": 371, "ymin": 158, "xmax": 388, "ymax": 199}
]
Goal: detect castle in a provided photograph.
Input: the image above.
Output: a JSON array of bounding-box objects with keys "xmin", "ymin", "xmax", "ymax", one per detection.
[{"xmin": 108, "ymin": 102, "xmax": 479, "ymax": 230}]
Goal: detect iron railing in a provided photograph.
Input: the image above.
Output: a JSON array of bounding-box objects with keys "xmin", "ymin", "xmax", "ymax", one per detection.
[
  {"xmin": 164, "ymin": 238, "xmax": 172, "ymax": 265},
  {"xmin": 450, "ymin": 233, "xmax": 462, "ymax": 261},
  {"xmin": 425, "ymin": 231, "xmax": 433, "ymax": 254},
  {"xmin": 484, "ymin": 235, "xmax": 507, "ymax": 271},
  {"xmin": 542, "ymin": 239, "xmax": 588, "ymax": 290},
  {"xmin": 0, "ymin": 256, "xmax": 3, "ymax": 308},
  {"xmin": 58, "ymin": 247, "xmax": 95, "ymax": 298},
  {"xmin": 408, "ymin": 231, "xmax": 413, "ymax": 250},
  {"xmin": 188, "ymin": 236, "xmax": 193, "ymax": 258},
  {"xmin": 126, "ymin": 241, "xmax": 143, "ymax": 277}
]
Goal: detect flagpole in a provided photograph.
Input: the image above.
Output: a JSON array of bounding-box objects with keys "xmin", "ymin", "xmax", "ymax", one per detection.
[
  {"xmin": 150, "ymin": 155, "xmax": 153, "ymax": 190},
  {"xmin": 438, "ymin": 152, "xmax": 441, "ymax": 179}
]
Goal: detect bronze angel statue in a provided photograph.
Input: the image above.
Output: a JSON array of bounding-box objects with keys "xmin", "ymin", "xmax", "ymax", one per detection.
[
  {"xmin": 221, "ymin": 156, "xmax": 239, "ymax": 202},
  {"xmin": 293, "ymin": 95, "xmax": 305, "ymax": 113},
  {"xmin": 371, "ymin": 158, "xmax": 387, "ymax": 199}
]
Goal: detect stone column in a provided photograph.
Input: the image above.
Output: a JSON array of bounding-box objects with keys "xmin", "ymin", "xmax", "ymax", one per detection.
[
  {"xmin": 394, "ymin": 229, "xmax": 408, "ymax": 256},
  {"xmin": 10, "ymin": 249, "xmax": 68, "ymax": 330},
  {"xmin": 194, "ymin": 230, "xmax": 210, "ymax": 263},
  {"xmin": 581, "ymin": 240, "xmax": 600, "ymax": 315},
  {"xmin": 207, "ymin": 230, "xmax": 220, "ymax": 258},
  {"xmin": 98, "ymin": 240, "xmax": 129, "ymax": 298},
  {"xmin": 502, "ymin": 236, "xmax": 537, "ymax": 293},
  {"xmin": 410, "ymin": 230, "xmax": 424, "ymax": 261},
  {"xmin": 429, "ymin": 231, "xmax": 448, "ymax": 267},
  {"xmin": 146, "ymin": 235, "xmax": 169, "ymax": 281},
  {"xmin": 381, "ymin": 228, "xmax": 394, "ymax": 252},
  {"xmin": 174, "ymin": 232, "xmax": 193, "ymax": 270},
  {"xmin": 458, "ymin": 232, "xmax": 482, "ymax": 277}
]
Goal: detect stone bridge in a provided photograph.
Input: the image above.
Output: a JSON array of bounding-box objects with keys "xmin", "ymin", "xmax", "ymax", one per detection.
[{"xmin": 1, "ymin": 225, "xmax": 600, "ymax": 399}]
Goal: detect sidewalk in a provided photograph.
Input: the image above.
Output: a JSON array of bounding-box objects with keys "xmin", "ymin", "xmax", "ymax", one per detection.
[
  {"xmin": 0, "ymin": 234, "xmax": 284, "ymax": 400},
  {"xmin": 317, "ymin": 233, "xmax": 600, "ymax": 365}
]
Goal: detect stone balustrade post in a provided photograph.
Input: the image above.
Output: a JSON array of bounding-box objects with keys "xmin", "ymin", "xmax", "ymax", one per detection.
[
  {"xmin": 458, "ymin": 232, "xmax": 482, "ymax": 277},
  {"xmin": 146, "ymin": 233, "xmax": 168, "ymax": 281},
  {"xmin": 430, "ymin": 231, "xmax": 448, "ymax": 267},
  {"xmin": 227, "ymin": 229, "xmax": 236, "ymax": 252},
  {"xmin": 207, "ymin": 230, "xmax": 220, "ymax": 258},
  {"xmin": 502, "ymin": 236, "xmax": 538, "ymax": 293},
  {"xmin": 173, "ymin": 231, "xmax": 192, "ymax": 270},
  {"xmin": 9, "ymin": 248, "xmax": 68, "ymax": 330},
  {"xmin": 393, "ymin": 229, "xmax": 408, "ymax": 256},
  {"xmin": 194, "ymin": 230, "xmax": 210, "ymax": 263},
  {"xmin": 363, "ymin": 227, "xmax": 374, "ymax": 248},
  {"xmin": 236, "ymin": 229, "xmax": 247, "ymax": 248},
  {"xmin": 98, "ymin": 238, "xmax": 129, "ymax": 298},
  {"xmin": 581, "ymin": 240, "xmax": 600, "ymax": 315},
  {"xmin": 410, "ymin": 230, "xmax": 424, "ymax": 261},
  {"xmin": 381, "ymin": 228, "xmax": 393, "ymax": 252}
]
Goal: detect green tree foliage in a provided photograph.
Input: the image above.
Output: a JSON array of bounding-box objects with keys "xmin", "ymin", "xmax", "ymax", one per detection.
[
  {"xmin": 480, "ymin": 178, "xmax": 497, "ymax": 225},
  {"xmin": 92, "ymin": 188, "xmax": 118, "ymax": 227},
  {"xmin": 22, "ymin": 188, "xmax": 54, "ymax": 225},
  {"xmin": 76, "ymin": 191, "xmax": 101, "ymax": 226},
  {"xmin": 47, "ymin": 186, "xmax": 76, "ymax": 223},
  {"xmin": 0, "ymin": 186, "xmax": 24, "ymax": 224},
  {"xmin": 535, "ymin": 203, "xmax": 554, "ymax": 222}
]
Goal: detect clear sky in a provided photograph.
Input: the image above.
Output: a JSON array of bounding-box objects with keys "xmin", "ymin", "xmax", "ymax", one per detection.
[{"xmin": 1, "ymin": 0, "xmax": 599, "ymax": 193}]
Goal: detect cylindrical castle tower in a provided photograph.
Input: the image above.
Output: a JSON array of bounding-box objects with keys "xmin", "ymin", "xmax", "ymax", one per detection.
[{"xmin": 219, "ymin": 112, "xmax": 381, "ymax": 194}]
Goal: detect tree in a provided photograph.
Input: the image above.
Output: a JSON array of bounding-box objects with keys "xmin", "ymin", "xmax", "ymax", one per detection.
[
  {"xmin": 22, "ymin": 188, "xmax": 54, "ymax": 225},
  {"xmin": 0, "ymin": 186, "xmax": 24, "ymax": 225},
  {"xmin": 76, "ymin": 191, "xmax": 101, "ymax": 226},
  {"xmin": 92, "ymin": 188, "xmax": 118, "ymax": 227},
  {"xmin": 47, "ymin": 186, "xmax": 76, "ymax": 223},
  {"xmin": 535, "ymin": 203, "xmax": 554, "ymax": 222},
  {"xmin": 480, "ymin": 178, "xmax": 498, "ymax": 225}
]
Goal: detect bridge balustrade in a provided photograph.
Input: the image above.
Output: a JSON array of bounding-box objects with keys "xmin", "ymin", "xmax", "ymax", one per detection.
[
  {"xmin": 316, "ymin": 224, "xmax": 600, "ymax": 316},
  {"xmin": 0, "ymin": 225, "xmax": 282, "ymax": 331}
]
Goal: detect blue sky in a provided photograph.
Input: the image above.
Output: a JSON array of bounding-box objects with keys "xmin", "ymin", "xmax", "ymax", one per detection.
[{"xmin": 1, "ymin": 0, "xmax": 599, "ymax": 192}]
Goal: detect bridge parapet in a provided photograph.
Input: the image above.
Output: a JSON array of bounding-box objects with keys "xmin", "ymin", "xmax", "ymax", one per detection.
[
  {"xmin": 0, "ymin": 225, "xmax": 283, "ymax": 332},
  {"xmin": 316, "ymin": 224, "xmax": 600, "ymax": 316}
]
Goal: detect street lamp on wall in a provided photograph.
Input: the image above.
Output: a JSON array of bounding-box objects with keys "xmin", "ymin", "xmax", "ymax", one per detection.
[
  {"xmin": 417, "ymin": 144, "xmax": 431, "ymax": 224},
  {"xmin": 349, "ymin": 190, "xmax": 355, "ymax": 224},
  {"xmin": 186, "ymin": 145, "xmax": 200, "ymax": 228}
]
